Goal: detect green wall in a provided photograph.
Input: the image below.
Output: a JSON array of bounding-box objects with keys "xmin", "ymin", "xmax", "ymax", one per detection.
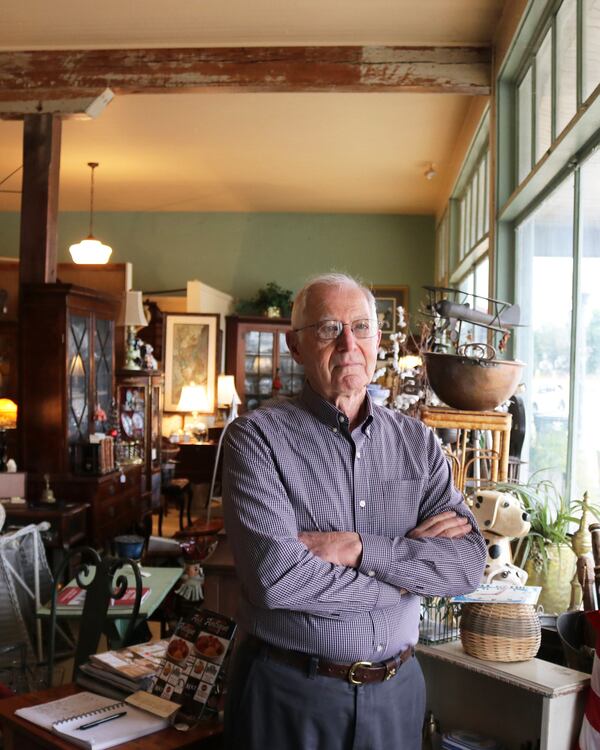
[{"xmin": 0, "ymin": 211, "xmax": 434, "ymax": 317}]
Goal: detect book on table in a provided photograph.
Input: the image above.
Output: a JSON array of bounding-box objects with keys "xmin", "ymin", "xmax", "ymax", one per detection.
[
  {"xmin": 89, "ymin": 640, "xmax": 168, "ymax": 680},
  {"xmin": 14, "ymin": 691, "xmax": 168, "ymax": 750},
  {"xmin": 55, "ymin": 586, "xmax": 151, "ymax": 609}
]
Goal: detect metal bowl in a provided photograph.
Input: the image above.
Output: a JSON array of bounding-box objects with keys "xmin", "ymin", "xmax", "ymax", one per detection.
[{"xmin": 423, "ymin": 351, "xmax": 524, "ymax": 411}]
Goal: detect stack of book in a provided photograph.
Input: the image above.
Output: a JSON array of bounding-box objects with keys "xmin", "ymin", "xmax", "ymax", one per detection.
[{"xmin": 77, "ymin": 641, "xmax": 168, "ymax": 700}]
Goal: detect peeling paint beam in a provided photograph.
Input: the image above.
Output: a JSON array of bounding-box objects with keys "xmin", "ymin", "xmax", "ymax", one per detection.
[{"xmin": 0, "ymin": 45, "xmax": 491, "ymax": 103}]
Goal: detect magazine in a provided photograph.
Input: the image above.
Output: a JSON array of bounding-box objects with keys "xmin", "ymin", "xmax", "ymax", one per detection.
[
  {"xmin": 89, "ymin": 640, "xmax": 168, "ymax": 680},
  {"xmin": 149, "ymin": 608, "xmax": 236, "ymax": 723},
  {"xmin": 451, "ymin": 583, "xmax": 542, "ymax": 604},
  {"xmin": 55, "ymin": 586, "xmax": 151, "ymax": 608}
]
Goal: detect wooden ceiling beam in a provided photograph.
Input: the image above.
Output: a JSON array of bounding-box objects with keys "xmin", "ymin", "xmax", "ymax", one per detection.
[{"xmin": 0, "ymin": 45, "xmax": 491, "ymax": 103}]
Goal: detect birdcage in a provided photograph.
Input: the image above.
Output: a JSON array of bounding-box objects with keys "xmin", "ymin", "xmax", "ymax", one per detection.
[{"xmin": 419, "ymin": 596, "xmax": 462, "ymax": 644}]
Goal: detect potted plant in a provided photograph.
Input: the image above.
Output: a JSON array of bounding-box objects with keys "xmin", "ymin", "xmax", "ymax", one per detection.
[
  {"xmin": 236, "ymin": 282, "xmax": 293, "ymax": 318},
  {"xmin": 493, "ymin": 477, "xmax": 600, "ymax": 615}
]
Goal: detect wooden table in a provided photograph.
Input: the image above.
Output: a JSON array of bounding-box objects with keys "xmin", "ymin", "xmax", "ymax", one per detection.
[
  {"xmin": 36, "ymin": 567, "xmax": 182, "ymax": 645},
  {"xmin": 0, "ymin": 684, "xmax": 223, "ymax": 750}
]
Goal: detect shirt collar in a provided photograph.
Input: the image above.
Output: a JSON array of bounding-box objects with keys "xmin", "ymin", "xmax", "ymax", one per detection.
[{"xmin": 299, "ymin": 381, "xmax": 375, "ymax": 433}]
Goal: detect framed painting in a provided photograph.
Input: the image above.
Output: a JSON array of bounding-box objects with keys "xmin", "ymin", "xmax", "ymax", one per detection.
[
  {"xmin": 371, "ymin": 285, "xmax": 409, "ymax": 336},
  {"xmin": 163, "ymin": 313, "xmax": 220, "ymax": 412}
]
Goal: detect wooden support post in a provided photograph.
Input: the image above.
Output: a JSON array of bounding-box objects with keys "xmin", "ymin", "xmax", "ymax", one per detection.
[{"xmin": 18, "ymin": 113, "xmax": 62, "ymax": 285}]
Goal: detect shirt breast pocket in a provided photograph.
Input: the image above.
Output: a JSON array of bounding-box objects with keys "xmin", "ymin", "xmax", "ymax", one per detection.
[{"xmin": 371, "ymin": 477, "xmax": 425, "ymax": 536}]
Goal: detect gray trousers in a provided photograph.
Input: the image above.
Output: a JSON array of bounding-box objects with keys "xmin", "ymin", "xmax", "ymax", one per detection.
[{"xmin": 224, "ymin": 638, "xmax": 426, "ymax": 750}]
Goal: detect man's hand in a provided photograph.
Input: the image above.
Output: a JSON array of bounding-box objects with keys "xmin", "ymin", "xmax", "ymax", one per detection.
[
  {"xmin": 408, "ymin": 510, "xmax": 472, "ymax": 540},
  {"xmin": 298, "ymin": 531, "xmax": 362, "ymax": 567}
]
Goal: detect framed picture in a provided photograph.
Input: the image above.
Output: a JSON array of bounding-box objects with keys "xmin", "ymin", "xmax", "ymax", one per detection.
[
  {"xmin": 371, "ymin": 285, "xmax": 409, "ymax": 336},
  {"xmin": 163, "ymin": 313, "xmax": 219, "ymax": 412}
]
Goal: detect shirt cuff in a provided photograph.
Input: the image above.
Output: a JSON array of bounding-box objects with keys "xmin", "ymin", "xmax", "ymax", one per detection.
[{"xmin": 359, "ymin": 533, "xmax": 394, "ymax": 582}]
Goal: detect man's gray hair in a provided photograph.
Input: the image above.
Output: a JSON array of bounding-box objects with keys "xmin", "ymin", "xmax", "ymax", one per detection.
[{"xmin": 291, "ymin": 273, "xmax": 377, "ymax": 329}]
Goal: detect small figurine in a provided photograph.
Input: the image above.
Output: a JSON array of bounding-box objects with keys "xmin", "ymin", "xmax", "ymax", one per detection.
[
  {"xmin": 41, "ymin": 473, "xmax": 56, "ymax": 504},
  {"xmin": 141, "ymin": 342, "xmax": 158, "ymax": 370}
]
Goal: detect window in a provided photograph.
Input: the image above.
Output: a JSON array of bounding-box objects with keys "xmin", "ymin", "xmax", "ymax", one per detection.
[
  {"xmin": 518, "ymin": 68, "xmax": 533, "ymax": 183},
  {"xmin": 499, "ymin": 0, "xmax": 600, "ymax": 503},
  {"xmin": 458, "ymin": 148, "xmax": 489, "ymax": 261},
  {"xmin": 535, "ymin": 28, "xmax": 553, "ymax": 161},
  {"xmin": 516, "ymin": 177, "xmax": 574, "ymax": 493},
  {"xmin": 583, "ymin": 0, "xmax": 600, "ymax": 101},
  {"xmin": 516, "ymin": 0, "xmax": 600, "ymax": 186},
  {"xmin": 556, "ymin": 0, "xmax": 577, "ymax": 135},
  {"xmin": 574, "ymin": 151, "xmax": 600, "ymax": 501}
]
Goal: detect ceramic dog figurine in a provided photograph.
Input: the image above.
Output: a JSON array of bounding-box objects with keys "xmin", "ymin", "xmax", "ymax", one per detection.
[{"xmin": 468, "ymin": 489, "xmax": 531, "ymax": 586}]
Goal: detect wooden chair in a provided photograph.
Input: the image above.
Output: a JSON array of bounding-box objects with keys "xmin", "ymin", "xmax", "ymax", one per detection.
[{"xmin": 46, "ymin": 547, "xmax": 143, "ymax": 686}]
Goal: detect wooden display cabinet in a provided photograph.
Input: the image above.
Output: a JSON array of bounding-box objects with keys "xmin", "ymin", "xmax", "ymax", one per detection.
[
  {"xmin": 225, "ymin": 315, "xmax": 304, "ymax": 412},
  {"xmin": 19, "ymin": 283, "xmax": 145, "ymax": 548},
  {"xmin": 116, "ymin": 369, "xmax": 163, "ymax": 509}
]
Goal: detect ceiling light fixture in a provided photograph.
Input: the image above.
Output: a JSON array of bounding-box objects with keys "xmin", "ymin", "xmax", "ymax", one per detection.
[
  {"xmin": 424, "ymin": 163, "xmax": 437, "ymax": 181},
  {"xmin": 69, "ymin": 162, "xmax": 112, "ymax": 264}
]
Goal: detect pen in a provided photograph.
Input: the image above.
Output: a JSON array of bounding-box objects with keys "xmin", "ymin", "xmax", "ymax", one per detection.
[{"xmin": 77, "ymin": 712, "xmax": 127, "ymax": 730}]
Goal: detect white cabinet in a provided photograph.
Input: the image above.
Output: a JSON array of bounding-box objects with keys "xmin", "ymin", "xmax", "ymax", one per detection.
[{"xmin": 417, "ymin": 642, "xmax": 589, "ymax": 750}]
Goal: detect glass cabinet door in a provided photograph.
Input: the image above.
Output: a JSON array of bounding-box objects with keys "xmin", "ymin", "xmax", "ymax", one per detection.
[
  {"xmin": 278, "ymin": 333, "xmax": 304, "ymax": 397},
  {"xmin": 117, "ymin": 384, "xmax": 145, "ymax": 464},
  {"xmin": 67, "ymin": 313, "xmax": 90, "ymax": 443},
  {"xmin": 150, "ymin": 383, "xmax": 162, "ymax": 469},
  {"xmin": 243, "ymin": 330, "xmax": 274, "ymax": 410},
  {"xmin": 94, "ymin": 317, "xmax": 114, "ymax": 426}
]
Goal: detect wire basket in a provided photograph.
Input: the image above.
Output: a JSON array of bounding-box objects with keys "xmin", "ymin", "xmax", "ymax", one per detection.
[{"xmin": 419, "ymin": 596, "xmax": 462, "ymax": 644}]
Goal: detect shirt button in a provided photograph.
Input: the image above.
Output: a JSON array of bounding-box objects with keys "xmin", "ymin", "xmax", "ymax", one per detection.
[
  {"xmin": 359, "ymin": 500, "xmax": 366, "ymax": 508},
  {"xmin": 367, "ymin": 570, "xmax": 375, "ymax": 577}
]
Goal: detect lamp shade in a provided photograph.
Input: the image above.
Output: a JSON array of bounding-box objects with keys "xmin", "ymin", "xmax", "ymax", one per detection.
[
  {"xmin": 69, "ymin": 237, "xmax": 112, "ymax": 264},
  {"xmin": 0, "ymin": 399, "xmax": 17, "ymax": 429},
  {"xmin": 117, "ymin": 291, "xmax": 148, "ymax": 328},
  {"xmin": 177, "ymin": 383, "xmax": 210, "ymax": 413},
  {"xmin": 217, "ymin": 375, "xmax": 241, "ymax": 407}
]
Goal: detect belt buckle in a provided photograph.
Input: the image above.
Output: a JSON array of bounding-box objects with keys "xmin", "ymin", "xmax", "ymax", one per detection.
[{"xmin": 348, "ymin": 660, "xmax": 372, "ymax": 685}]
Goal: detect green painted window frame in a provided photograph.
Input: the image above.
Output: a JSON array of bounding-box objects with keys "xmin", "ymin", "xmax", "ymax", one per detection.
[{"xmin": 496, "ymin": 0, "xmax": 600, "ymax": 499}]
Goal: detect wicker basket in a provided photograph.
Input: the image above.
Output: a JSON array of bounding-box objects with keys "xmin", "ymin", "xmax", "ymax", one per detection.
[{"xmin": 460, "ymin": 603, "xmax": 541, "ymax": 662}]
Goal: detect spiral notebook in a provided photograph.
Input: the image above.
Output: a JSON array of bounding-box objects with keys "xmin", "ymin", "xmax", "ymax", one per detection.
[{"xmin": 15, "ymin": 691, "xmax": 168, "ymax": 750}]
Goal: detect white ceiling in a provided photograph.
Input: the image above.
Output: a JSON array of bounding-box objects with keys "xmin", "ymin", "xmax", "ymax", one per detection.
[{"xmin": 0, "ymin": 1, "xmax": 505, "ymax": 215}]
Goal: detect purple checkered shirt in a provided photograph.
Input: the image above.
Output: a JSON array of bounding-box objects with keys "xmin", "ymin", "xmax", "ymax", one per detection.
[{"xmin": 223, "ymin": 382, "xmax": 486, "ymax": 663}]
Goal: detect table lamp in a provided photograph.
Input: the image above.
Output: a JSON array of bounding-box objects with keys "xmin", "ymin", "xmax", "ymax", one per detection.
[
  {"xmin": 177, "ymin": 383, "xmax": 210, "ymax": 440},
  {"xmin": 217, "ymin": 375, "xmax": 241, "ymax": 424},
  {"xmin": 0, "ymin": 398, "xmax": 17, "ymax": 472},
  {"xmin": 117, "ymin": 291, "xmax": 148, "ymax": 369}
]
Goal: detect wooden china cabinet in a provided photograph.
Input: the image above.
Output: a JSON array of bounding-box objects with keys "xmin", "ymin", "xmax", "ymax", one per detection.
[
  {"xmin": 225, "ymin": 315, "xmax": 304, "ymax": 412},
  {"xmin": 19, "ymin": 284, "xmax": 147, "ymax": 549},
  {"xmin": 115, "ymin": 369, "xmax": 163, "ymax": 510}
]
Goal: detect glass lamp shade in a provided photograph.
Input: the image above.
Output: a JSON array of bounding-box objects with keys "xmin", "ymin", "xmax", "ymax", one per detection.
[
  {"xmin": 69, "ymin": 237, "xmax": 112, "ymax": 264},
  {"xmin": 0, "ymin": 399, "xmax": 17, "ymax": 429},
  {"xmin": 177, "ymin": 384, "xmax": 210, "ymax": 413},
  {"xmin": 217, "ymin": 375, "xmax": 241, "ymax": 407}
]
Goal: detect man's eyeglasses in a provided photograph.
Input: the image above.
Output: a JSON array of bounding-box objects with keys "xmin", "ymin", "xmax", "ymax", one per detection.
[{"xmin": 293, "ymin": 318, "xmax": 379, "ymax": 341}]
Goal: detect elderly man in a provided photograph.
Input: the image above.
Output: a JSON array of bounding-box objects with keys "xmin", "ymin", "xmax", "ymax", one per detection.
[{"xmin": 222, "ymin": 273, "xmax": 486, "ymax": 749}]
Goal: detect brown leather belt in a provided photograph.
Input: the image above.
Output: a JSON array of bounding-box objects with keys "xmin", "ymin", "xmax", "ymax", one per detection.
[{"xmin": 245, "ymin": 636, "xmax": 414, "ymax": 685}]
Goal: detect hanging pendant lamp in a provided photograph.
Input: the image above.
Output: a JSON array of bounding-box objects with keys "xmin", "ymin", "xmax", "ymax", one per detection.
[{"xmin": 69, "ymin": 162, "xmax": 113, "ymax": 264}]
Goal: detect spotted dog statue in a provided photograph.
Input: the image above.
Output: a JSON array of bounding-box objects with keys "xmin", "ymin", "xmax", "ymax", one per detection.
[{"xmin": 468, "ymin": 489, "xmax": 531, "ymax": 586}]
